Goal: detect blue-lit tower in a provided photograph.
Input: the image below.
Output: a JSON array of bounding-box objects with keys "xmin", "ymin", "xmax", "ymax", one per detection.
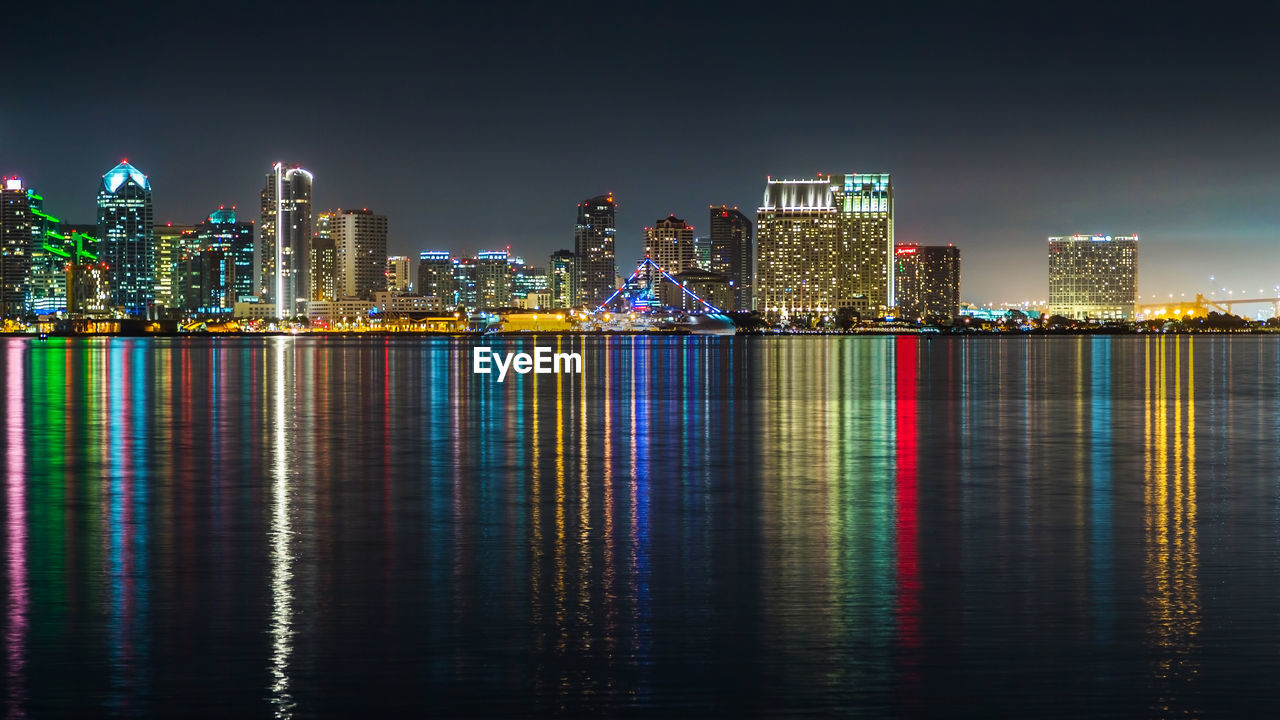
[{"xmin": 97, "ymin": 160, "xmax": 155, "ymax": 317}]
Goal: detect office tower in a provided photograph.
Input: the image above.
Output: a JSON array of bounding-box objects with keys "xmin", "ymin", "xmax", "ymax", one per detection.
[
  {"xmin": 644, "ymin": 214, "xmax": 695, "ymax": 306},
  {"xmin": 26, "ymin": 189, "xmax": 69, "ymax": 315},
  {"xmin": 330, "ymin": 208, "xmax": 388, "ymax": 299},
  {"xmin": 386, "ymin": 255, "xmax": 412, "ymax": 292},
  {"xmin": 1048, "ymin": 234, "xmax": 1138, "ymax": 320},
  {"xmin": 0, "ymin": 178, "xmax": 35, "ymax": 317},
  {"xmin": 312, "ymin": 212, "xmax": 336, "ymax": 302},
  {"xmin": 154, "ymin": 222, "xmax": 197, "ymax": 309},
  {"xmin": 756, "ymin": 173, "xmax": 893, "ymax": 315},
  {"xmin": 574, "ymin": 193, "xmax": 616, "ymax": 307},
  {"xmin": 895, "ymin": 244, "xmax": 960, "ymax": 321},
  {"xmin": 418, "ymin": 251, "xmax": 455, "ymax": 307},
  {"xmin": 177, "ymin": 208, "xmax": 256, "ymax": 313},
  {"xmin": 259, "ymin": 163, "xmax": 313, "ymax": 316},
  {"xmin": 453, "ymin": 257, "xmax": 477, "ymax": 309},
  {"xmin": 508, "ymin": 256, "xmax": 547, "ymax": 300},
  {"xmin": 68, "ymin": 261, "xmax": 110, "ymax": 315},
  {"xmin": 97, "ymin": 160, "xmax": 155, "ymax": 317},
  {"xmin": 548, "ymin": 249, "xmax": 576, "ymax": 309},
  {"xmin": 476, "ymin": 251, "xmax": 512, "ymax": 307},
  {"xmin": 709, "ymin": 206, "xmax": 753, "ymax": 311}
]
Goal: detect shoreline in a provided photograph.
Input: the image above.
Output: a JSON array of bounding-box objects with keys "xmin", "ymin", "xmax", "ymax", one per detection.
[{"xmin": 0, "ymin": 329, "xmax": 1274, "ymax": 339}]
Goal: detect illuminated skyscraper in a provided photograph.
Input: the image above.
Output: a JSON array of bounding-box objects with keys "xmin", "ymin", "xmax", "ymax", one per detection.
[
  {"xmin": 417, "ymin": 251, "xmax": 455, "ymax": 306},
  {"xmin": 155, "ymin": 221, "xmax": 197, "ymax": 309},
  {"xmin": 97, "ymin": 160, "xmax": 155, "ymax": 317},
  {"xmin": 1048, "ymin": 234, "xmax": 1138, "ymax": 320},
  {"xmin": 386, "ymin": 255, "xmax": 412, "ymax": 292},
  {"xmin": 756, "ymin": 173, "xmax": 893, "ymax": 315},
  {"xmin": 895, "ymin": 244, "xmax": 960, "ymax": 321},
  {"xmin": 0, "ymin": 177, "xmax": 35, "ymax": 317},
  {"xmin": 330, "ymin": 208, "xmax": 388, "ymax": 299},
  {"xmin": 548, "ymin": 249, "xmax": 576, "ymax": 309},
  {"xmin": 574, "ymin": 193, "xmax": 616, "ymax": 306},
  {"xmin": 476, "ymin": 250, "xmax": 512, "ymax": 307},
  {"xmin": 453, "ymin": 257, "xmax": 477, "ymax": 308},
  {"xmin": 644, "ymin": 214, "xmax": 695, "ymax": 306},
  {"xmin": 312, "ymin": 211, "xmax": 336, "ymax": 302},
  {"xmin": 709, "ymin": 206, "xmax": 753, "ymax": 310},
  {"xmin": 177, "ymin": 208, "xmax": 255, "ymax": 314},
  {"xmin": 258, "ymin": 163, "xmax": 313, "ymax": 316}
]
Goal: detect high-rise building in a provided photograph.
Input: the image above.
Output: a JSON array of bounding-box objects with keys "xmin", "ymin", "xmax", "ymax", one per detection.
[
  {"xmin": 330, "ymin": 208, "xmax": 388, "ymax": 299},
  {"xmin": 895, "ymin": 244, "xmax": 960, "ymax": 321},
  {"xmin": 0, "ymin": 177, "xmax": 35, "ymax": 317},
  {"xmin": 258, "ymin": 163, "xmax": 313, "ymax": 316},
  {"xmin": 1048, "ymin": 234, "xmax": 1138, "ymax": 320},
  {"xmin": 476, "ymin": 251, "xmax": 512, "ymax": 307},
  {"xmin": 97, "ymin": 161, "xmax": 155, "ymax": 317},
  {"xmin": 177, "ymin": 208, "xmax": 256, "ymax": 314},
  {"xmin": 508, "ymin": 256, "xmax": 547, "ymax": 300},
  {"xmin": 574, "ymin": 193, "xmax": 616, "ymax": 307},
  {"xmin": 453, "ymin": 257, "xmax": 477, "ymax": 309},
  {"xmin": 386, "ymin": 255, "xmax": 412, "ymax": 292},
  {"xmin": 155, "ymin": 221, "xmax": 197, "ymax": 309},
  {"xmin": 418, "ymin": 251, "xmax": 455, "ymax": 307},
  {"xmin": 311, "ymin": 211, "xmax": 336, "ymax": 302},
  {"xmin": 548, "ymin": 249, "xmax": 576, "ymax": 309},
  {"xmin": 756, "ymin": 173, "xmax": 893, "ymax": 315},
  {"xmin": 26, "ymin": 192, "xmax": 71, "ymax": 315},
  {"xmin": 644, "ymin": 214, "xmax": 695, "ymax": 306},
  {"xmin": 709, "ymin": 206, "xmax": 753, "ymax": 311}
]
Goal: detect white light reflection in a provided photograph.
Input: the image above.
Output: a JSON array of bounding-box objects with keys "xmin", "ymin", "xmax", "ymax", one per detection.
[{"xmin": 269, "ymin": 337, "xmax": 295, "ymax": 717}]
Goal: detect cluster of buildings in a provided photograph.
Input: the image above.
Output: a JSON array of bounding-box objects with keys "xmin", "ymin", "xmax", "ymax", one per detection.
[{"xmin": 0, "ymin": 159, "xmax": 1145, "ymax": 326}]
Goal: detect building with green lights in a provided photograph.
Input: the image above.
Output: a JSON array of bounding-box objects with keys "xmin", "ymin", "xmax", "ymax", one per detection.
[{"xmin": 97, "ymin": 161, "xmax": 155, "ymax": 317}]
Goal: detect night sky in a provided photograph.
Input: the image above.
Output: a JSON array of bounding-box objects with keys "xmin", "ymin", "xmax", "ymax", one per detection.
[{"xmin": 5, "ymin": 1, "xmax": 1280, "ymax": 306}]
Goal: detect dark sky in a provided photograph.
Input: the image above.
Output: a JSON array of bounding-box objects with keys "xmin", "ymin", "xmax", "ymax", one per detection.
[{"xmin": 5, "ymin": 1, "xmax": 1280, "ymax": 306}]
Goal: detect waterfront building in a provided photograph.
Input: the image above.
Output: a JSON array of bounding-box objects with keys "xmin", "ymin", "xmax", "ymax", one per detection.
[
  {"xmin": 417, "ymin": 251, "xmax": 455, "ymax": 307},
  {"xmin": 1047, "ymin": 234, "xmax": 1138, "ymax": 320},
  {"xmin": 258, "ymin": 163, "xmax": 313, "ymax": 316},
  {"xmin": 306, "ymin": 298, "xmax": 375, "ymax": 323},
  {"xmin": 0, "ymin": 178, "xmax": 35, "ymax": 317},
  {"xmin": 709, "ymin": 206, "xmax": 753, "ymax": 310},
  {"xmin": 756, "ymin": 173, "xmax": 893, "ymax": 316},
  {"xmin": 68, "ymin": 261, "xmax": 110, "ymax": 315},
  {"xmin": 373, "ymin": 291, "xmax": 443, "ymax": 313},
  {"xmin": 311, "ymin": 211, "xmax": 336, "ymax": 302},
  {"xmin": 574, "ymin": 193, "xmax": 616, "ymax": 306},
  {"xmin": 476, "ymin": 250, "xmax": 512, "ymax": 307},
  {"xmin": 97, "ymin": 161, "xmax": 155, "ymax": 317},
  {"xmin": 386, "ymin": 255, "xmax": 412, "ymax": 292},
  {"xmin": 644, "ymin": 214, "xmax": 695, "ymax": 307},
  {"xmin": 330, "ymin": 208, "xmax": 388, "ymax": 299},
  {"xmin": 548, "ymin": 249, "xmax": 576, "ymax": 309},
  {"xmin": 895, "ymin": 244, "xmax": 960, "ymax": 321}
]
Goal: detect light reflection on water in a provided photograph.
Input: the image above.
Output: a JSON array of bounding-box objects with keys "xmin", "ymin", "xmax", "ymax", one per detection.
[{"xmin": 0, "ymin": 335, "xmax": 1276, "ymax": 717}]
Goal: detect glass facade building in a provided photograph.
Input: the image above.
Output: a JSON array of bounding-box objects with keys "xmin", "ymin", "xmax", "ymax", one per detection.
[
  {"xmin": 548, "ymin": 249, "xmax": 576, "ymax": 309},
  {"xmin": 574, "ymin": 194, "xmax": 616, "ymax": 307},
  {"xmin": 417, "ymin": 251, "xmax": 455, "ymax": 307},
  {"xmin": 97, "ymin": 161, "xmax": 155, "ymax": 317},
  {"xmin": 258, "ymin": 163, "xmax": 313, "ymax": 316},
  {"xmin": 709, "ymin": 206, "xmax": 753, "ymax": 311}
]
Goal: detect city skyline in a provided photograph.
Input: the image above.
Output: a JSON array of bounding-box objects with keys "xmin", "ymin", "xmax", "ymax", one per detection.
[{"xmin": 4, "ymin": 3, "xmax": 1280, "ymax": 306}]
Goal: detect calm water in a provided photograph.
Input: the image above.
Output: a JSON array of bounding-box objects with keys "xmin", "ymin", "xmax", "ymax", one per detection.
[{"xmin": 0, "ymin": 334, "xmax": 1277, "ymax": 717}]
